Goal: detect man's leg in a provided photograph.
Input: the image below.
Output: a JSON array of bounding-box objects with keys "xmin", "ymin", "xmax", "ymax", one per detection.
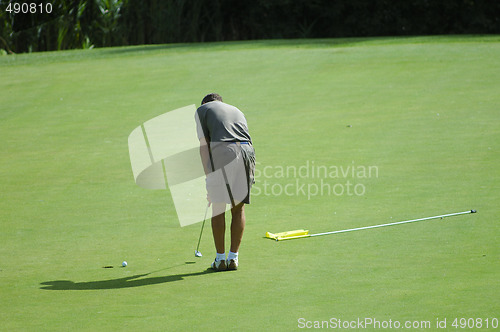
[
  {"xmin": 230, "ymin": 203, "xmax": 245, "ymax": 253},
  {"xmin": 211, "ymin": 203, "xmax": 226, "ymax": 254}
]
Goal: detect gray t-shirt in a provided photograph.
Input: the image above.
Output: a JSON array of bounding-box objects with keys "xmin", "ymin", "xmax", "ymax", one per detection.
[{"xmin": 196, "ymin": 101, "xmax": 252, "ymax": 143}]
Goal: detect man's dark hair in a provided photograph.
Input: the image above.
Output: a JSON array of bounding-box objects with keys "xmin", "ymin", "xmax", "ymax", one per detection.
[{"xmin": 201, "ymin": 93, "xmax": 223, "ymax": 105}]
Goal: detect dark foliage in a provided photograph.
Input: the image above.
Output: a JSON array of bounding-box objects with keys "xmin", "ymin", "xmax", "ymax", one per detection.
[{"xmin": 1, "ymin": 0, "xmax": 499, "ymax": 53}]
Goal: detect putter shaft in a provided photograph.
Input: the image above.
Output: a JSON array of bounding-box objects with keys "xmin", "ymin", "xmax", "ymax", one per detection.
[{"xmin": 195, "ymin": 203, "xmax": 211, "ymax": 255}]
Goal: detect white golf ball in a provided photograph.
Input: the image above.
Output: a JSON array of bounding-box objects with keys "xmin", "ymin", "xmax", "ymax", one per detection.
[{"xmin": 122, "ymin": 261, "xmax": 127, "ymax": 267}]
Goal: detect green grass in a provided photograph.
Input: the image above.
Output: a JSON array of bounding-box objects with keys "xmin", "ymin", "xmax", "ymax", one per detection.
[{"xmin": 1, "ymin": 35, "xmax": 499, "ymax": 331}]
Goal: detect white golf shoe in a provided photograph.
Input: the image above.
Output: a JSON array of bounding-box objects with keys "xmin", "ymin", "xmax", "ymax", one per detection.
[
  {"xmin": 211, "ymin": 259, "xmax": 227, "ymax": 272},
  {"xmin": 227, "ymin": 259, "xmax": 238, "ymax": 271}
]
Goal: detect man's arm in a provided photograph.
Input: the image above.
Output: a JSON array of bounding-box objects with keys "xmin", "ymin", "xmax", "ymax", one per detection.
[{"xmin": 199, "ymin": 137, "xmax": 211, "ymax": 175}]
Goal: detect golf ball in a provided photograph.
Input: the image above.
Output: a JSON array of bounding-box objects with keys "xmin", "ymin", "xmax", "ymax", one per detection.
[{"xmin": 122, "ymin": 261, "xmax": 127, "ymax": 267}]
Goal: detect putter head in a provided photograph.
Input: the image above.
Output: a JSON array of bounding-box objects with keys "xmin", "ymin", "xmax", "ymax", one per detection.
[{"xmin": 194, "ymin": 250, "xmax": 202, "ymax": 257}]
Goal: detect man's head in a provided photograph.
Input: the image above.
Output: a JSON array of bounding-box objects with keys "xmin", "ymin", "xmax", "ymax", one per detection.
[{"xmin": 201, "ymin": 93, "xmax": 223, "ymax": 105}]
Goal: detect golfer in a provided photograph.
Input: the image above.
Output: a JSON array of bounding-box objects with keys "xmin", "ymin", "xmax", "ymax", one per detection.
[{"xmin": 195, "ymin": 93, "xmax": 255, "ymax": 271}]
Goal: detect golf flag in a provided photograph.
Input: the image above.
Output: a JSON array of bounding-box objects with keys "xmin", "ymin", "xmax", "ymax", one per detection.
[{"xmin": 128, "ymin": 105, "xmax": 208, "ymax": 227}]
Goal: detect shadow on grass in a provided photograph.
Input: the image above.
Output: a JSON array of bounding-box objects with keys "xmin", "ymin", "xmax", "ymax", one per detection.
[
  {"xmin": 98, "ymin": 37, "xmax": 393, "ymax": 55},
  {"xmin": 40, "ymin": 263, "xmax": 214, "ymax": 290},
  {"xmin": 97, "ymin": 35, "xmax": 477, "ymax": 56}
]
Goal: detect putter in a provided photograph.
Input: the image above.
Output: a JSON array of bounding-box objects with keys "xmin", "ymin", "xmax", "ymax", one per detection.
[{"xmin": 194, "ymin": 202, "xmax": 211, "ymax": 257}]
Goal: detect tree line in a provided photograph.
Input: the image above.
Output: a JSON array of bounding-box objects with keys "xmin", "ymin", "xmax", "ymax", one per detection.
[{"xmin": 1, "ymin": 0, "xmax": 499, "ymax": 54}]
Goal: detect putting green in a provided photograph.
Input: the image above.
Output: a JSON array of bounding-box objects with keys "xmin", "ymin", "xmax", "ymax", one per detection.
[{"xmin": 0, "ymin": 36, "xmax": 499, "ymax": 331}]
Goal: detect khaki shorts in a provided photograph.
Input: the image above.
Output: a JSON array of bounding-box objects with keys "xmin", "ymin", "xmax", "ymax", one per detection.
[{"xmin": 206, "ymin": 142, "xmax": 255, "ymax": 205}]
